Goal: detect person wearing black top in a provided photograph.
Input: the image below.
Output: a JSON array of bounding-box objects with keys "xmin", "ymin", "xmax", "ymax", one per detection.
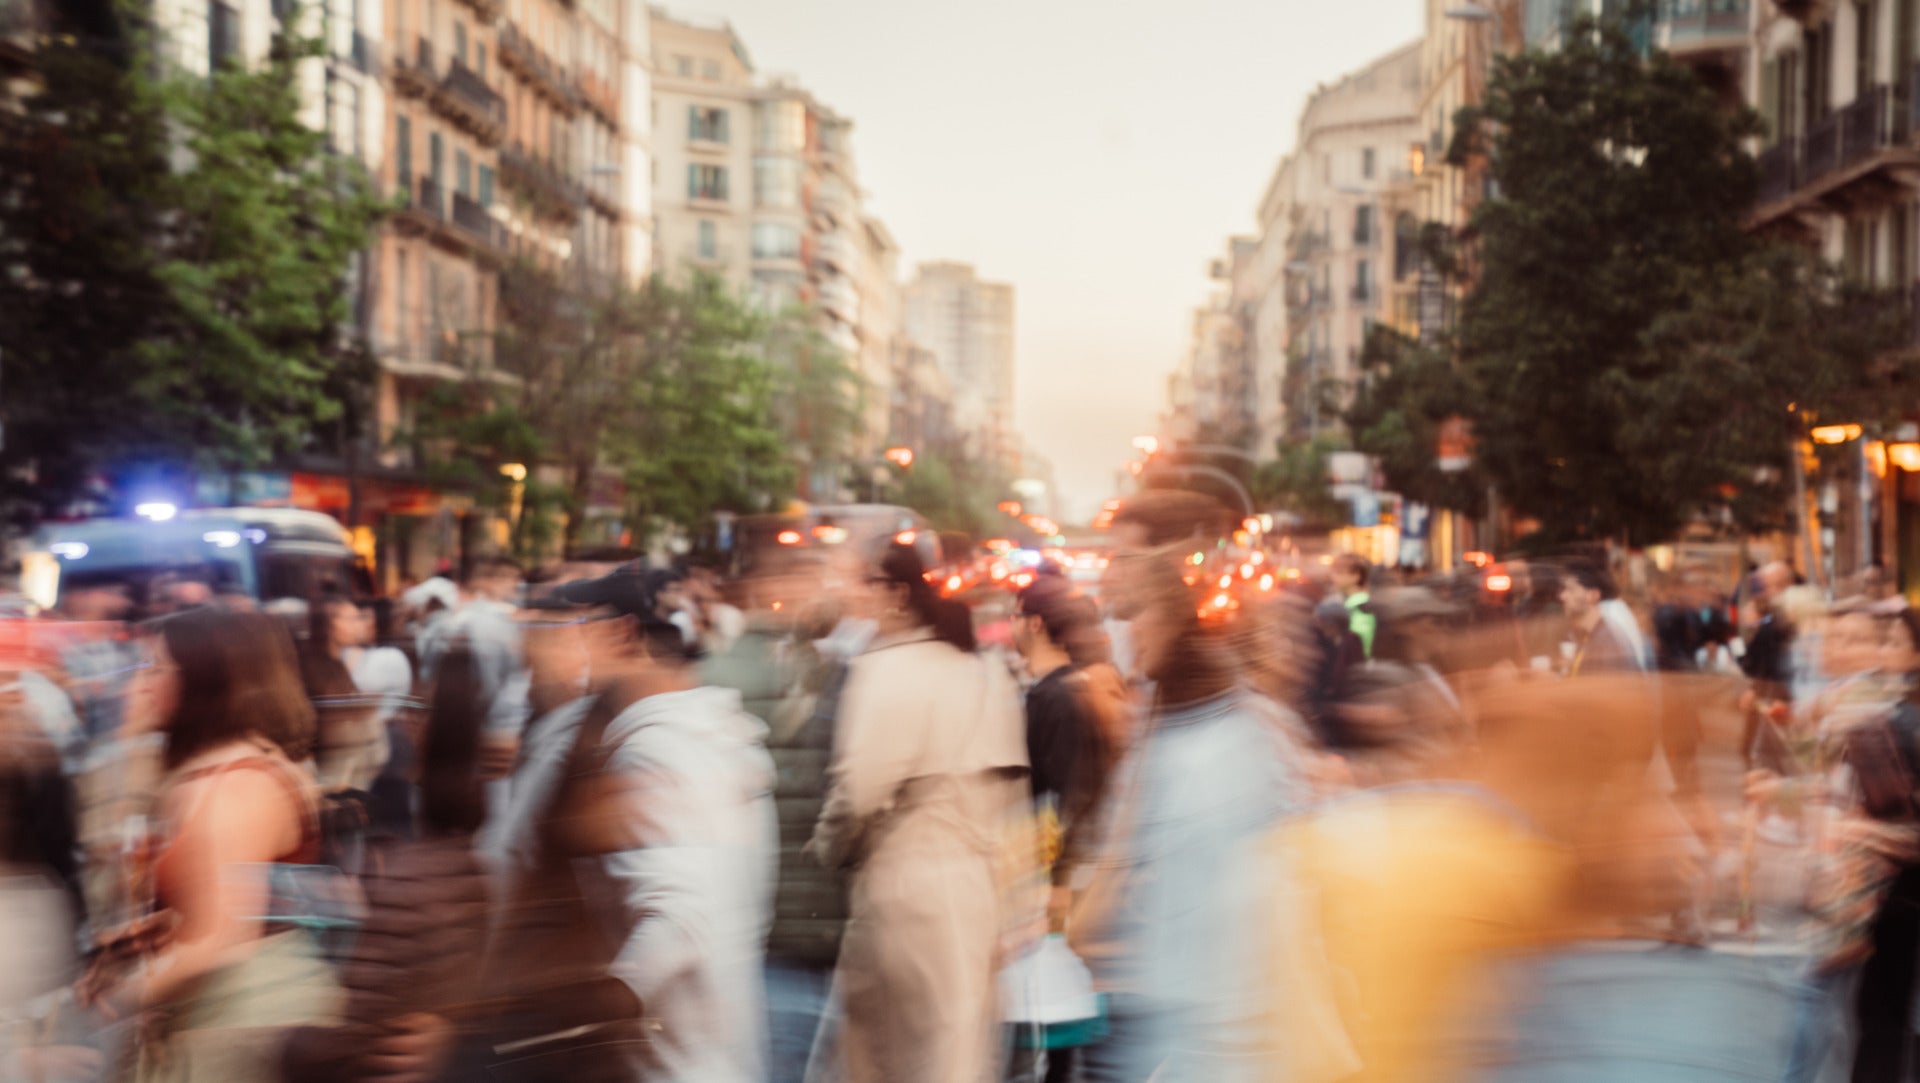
[{"xmin": 1011, "ymin": 576, "xmax": 1115, "ymax": 1083}]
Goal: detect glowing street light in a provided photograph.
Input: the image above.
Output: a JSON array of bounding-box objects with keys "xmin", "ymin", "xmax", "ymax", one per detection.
[
  {"xmin": 884, "ymin": 446, "xmax": 916, "ymax": 469},
  {"xmin": 1132, "ymin": 435, "xmax": 1161, "ymax": 456}
]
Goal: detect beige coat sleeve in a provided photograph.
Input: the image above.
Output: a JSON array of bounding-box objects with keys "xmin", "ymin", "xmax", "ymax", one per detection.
[{"xmin": 808, "ymin": 653, "xmax": 924, "ymax": 869}]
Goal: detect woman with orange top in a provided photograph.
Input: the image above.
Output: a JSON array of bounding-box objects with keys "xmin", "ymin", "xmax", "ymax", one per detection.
[{"xmin": 87, "ymin": 608, "xmax": 343, "ymax": 1083}]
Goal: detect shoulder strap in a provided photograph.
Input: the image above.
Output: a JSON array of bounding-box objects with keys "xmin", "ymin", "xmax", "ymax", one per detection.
[{"xmin": 535, "ymin": 687, "xmax": 629, "ymax": 858}]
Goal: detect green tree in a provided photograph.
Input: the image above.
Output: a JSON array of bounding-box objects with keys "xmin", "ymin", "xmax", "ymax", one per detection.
[
  {"xmin": 617, "ymin": 276, "xmax": 795, "ymax": 537},
  {"xmin": 1346, "ymin": 325, "xmax": 1488, "ymax": 518},
  {"xmin": 764, "ymin": 311, "xmax": 866, "ymax": 487},
  {"xmin": 1384, "ymin": 2, "xmax": 1913, "ymax": 545},
  {"xmin": 0, "ymin": 14, "xmax": 386, "ymax": 509},
  {"xmin": 1251, "ymin": 435, "xmax": 1350, "ymax": 528}
]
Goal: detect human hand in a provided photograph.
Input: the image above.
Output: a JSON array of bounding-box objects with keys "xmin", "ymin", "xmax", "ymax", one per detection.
[{"xmin": 364, "ymin": 1013, "xmax": 453, "ymax": 1083}]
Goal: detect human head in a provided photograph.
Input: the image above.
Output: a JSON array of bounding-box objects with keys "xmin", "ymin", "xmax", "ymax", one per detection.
[
  {"xmin": 1756, "ymin": 561, "xmax": 1794, "ymax": 606},
  {"xmin": 310, "ymin": 594, "xmax": 365, "ymax": 657},
  {"xmin": 59, "ymin": 581, "xmax": 132, "ymax": 623},
  {"xmin": 1332, "ymin": 554, "xmax": 1370, "ymax": 596},
  {"xmin": 1560, "ymin": 562, "xmax": 1609, "ymax": 627},
  {"xmin": 545, "ymin": 566, "xmax": 702, "ymax": 687},
  {"xmin": 868, "ymin": 541, "xmax": 961, "ymax": 645},
  {"xmin": 1015, "ymin": 575, "xmax": 1109, "ymax": 668},
  {"xmin": 1130, "ymin": 557, "xmax": 1233, "ymax": 706},
  {"xmin": 134, "ymin": 607, "xmax": 316, "ymax": 769},
  {"xmin": 1101, "ymin": 491, "xmax": 1226, "ymax": 621},
  {"xmin": 464, "ymin": 557, "xmax": 524, "ymax": 604},
  {"xmin": 1883, "ymin": 607, "xmax": 1920, "ymax": 677},
  {"xmin": 1823, "ymin": 609, "xmax": 1885, "ymax": 677}
]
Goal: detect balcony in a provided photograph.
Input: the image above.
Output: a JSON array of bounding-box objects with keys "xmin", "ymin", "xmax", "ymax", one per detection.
[
  {"xmin": 1751, "ymin": 85, "xmax": 1920, "ymax": 228},
  {"xmin": 395, "ymin": 176, "xmax": 506, "ymax": 264},
  {"xmin": 433, "ymin": 59, "xmax": 506, "ymax": 145},
  {"xmin": 1659, "ymin": 0, "xmax": 1749, "ymax": 57},
  {"xmin": 499, "ymin": 143, "xmax": 585, "ymax": 221},
  {"xmin": 1351, "ymin": 283, "xmax": 1374, "ymax": 304},
  {"xmin": 498, "ymin": 22, "xmax": 581, "ymax": 115},
  {"xmin": 1, "ymin": 0, "xmax": 41, "ymax": 68},
  {"xmin": 390, "ymin": 38, "xmax": 434, "ymax": 98},
  {"xmin": 814, "ymin": 233, "xmax": 855, "ymax": 273},
  {"xmin": 451, "ymin": 0, "xmax": 502, "ymax": 20},
  {"xmin": 578, "ymin": 71, "xmax": 618, "ymax": 126},
  {"xmin": 452, "ymin": 191, "xmax": 506, "ymax": 252}
]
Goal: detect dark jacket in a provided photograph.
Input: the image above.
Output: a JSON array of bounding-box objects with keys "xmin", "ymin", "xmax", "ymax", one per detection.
[{"xmin": 281, "ymin": 834, "xmax": 490, "ymax": 1082}]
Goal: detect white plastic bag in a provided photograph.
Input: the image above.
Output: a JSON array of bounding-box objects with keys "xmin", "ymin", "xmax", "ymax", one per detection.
[{"xmin": 999, "ymin": 933, "xmax": 1100, "ymax": 1026}]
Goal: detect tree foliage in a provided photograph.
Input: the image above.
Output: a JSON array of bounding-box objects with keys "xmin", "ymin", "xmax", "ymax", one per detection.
[
  {"xmin": 1252, "ymin": 435, "xmax": 1351, "ymax": 528},
  {"xmin": 424, "ymin": 267, "xmax": 878, "ymax": 548},
  {"xmin": 1350, "ymin": 3, "xmax": 1913, "ymax": 545},
  {"xmin": 0, "ymin": 15, "xmax": 385, "ymax": 509}
]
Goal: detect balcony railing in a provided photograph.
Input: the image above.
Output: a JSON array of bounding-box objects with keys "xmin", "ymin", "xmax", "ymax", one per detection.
[
  {"xmin": 417, "ymin": 176, "xmax": 446, "ymax": 220},
  {"xmin": 499, "ymin": 143, "xmax": 586, "ymax": 218},
  {"xmin": 1756, "ymin": 139, "xmax": 1798, "ymax": 205},
  {"xmin": 1661, "ymin": 0, "xmax": 1749, "ymax": 49},
  {"xmin": 440, "ymin": 58, "xmax": 505, "ymax": 130},
  {"xmin": 451, "ymin": 191, "xmax": 504, "ymax": 250},
  {"xmin": 498, "ymin": 22, "xmax": 580, "ymax": 112}
]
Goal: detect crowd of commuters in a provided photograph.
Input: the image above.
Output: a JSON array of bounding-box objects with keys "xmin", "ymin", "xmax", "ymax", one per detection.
[{"xmin": 4, "ymin": 497, "xmax": 1920, "ymax": 1083}]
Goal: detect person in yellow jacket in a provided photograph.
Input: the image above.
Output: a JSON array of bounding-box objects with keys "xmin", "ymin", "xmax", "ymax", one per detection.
[{"xmin": 1265, "ymin": 674, "xmax": 1680, "ymax": 1083}]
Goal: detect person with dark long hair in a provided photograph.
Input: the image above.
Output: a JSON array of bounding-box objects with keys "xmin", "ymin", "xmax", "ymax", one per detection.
[
  {"xmin": 85, "ymin": 607, "xmax": 339, "ymax": 1083},
  {"xmin": 808, "ymin": 541, "xmax": 1029, "ymax": 1083},
  {"xmin": 280, "ymin": 645, "xmax": 493, "ymax": 1083}
]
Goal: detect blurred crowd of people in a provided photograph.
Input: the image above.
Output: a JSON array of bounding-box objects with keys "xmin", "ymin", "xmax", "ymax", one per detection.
[{"xmin": 5, "ymin": 496, "xmax": 1920, "ymax": 1083}]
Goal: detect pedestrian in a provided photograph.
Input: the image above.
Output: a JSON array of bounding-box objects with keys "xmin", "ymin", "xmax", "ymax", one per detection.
[
  {"xmin": 808, "ymin": 540, "xmax": 1030, "ymax": 1083},
  {"xmin": 1010, "ymin": 576, "xmax": 1123, "ymax": 1083},
  {"xmin": 279, "ymin": 644, "xmax": 492, "ymax": 1083},
  {"xmin": 1069, "ymin": 540, "xmax": 1302, "ymax": 1083},
  {"xmin": 1559, "ymin": 562, "xmax": 1639, "ymax": 676},
  {"xmin": 84, "ymin": 608, "xmax": 343, "ymax": 1083},
  {"xmin": 1332, "ymin": 554, "xmax": 1378, "ymax": 659},
  {"xmin": 1742, "ymin": 561, "xmax": 1800, "ymax": 769},
  {"xmin": 482, "ymin": 566, "xmax": 778, "ymax": 1083}
]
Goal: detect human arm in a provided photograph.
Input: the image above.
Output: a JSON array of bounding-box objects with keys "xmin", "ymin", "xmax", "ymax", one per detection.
[{"xmin": 807, "ymin": 659, "xmax": 919, "ymax": 869}]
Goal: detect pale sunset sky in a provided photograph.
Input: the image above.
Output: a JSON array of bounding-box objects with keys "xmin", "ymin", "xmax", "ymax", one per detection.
[{"xmin": 659, "ymin": 0, "xmax": 1426, "ymax": 520}]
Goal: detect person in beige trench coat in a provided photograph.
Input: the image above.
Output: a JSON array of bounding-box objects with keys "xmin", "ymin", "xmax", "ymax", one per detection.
[{"xmin": 808, "ymin": 542, "xmax": 1030, "ymax": 1083}]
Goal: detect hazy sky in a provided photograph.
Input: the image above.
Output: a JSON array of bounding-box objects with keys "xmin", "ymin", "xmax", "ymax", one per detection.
[{"xmin": 660, "ymin": 0, "xmax": 1424, "ymax": 521}]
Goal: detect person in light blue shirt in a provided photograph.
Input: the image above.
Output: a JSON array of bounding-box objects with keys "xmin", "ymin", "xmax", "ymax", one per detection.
[{"xmin": 1075, "ymin": 550, "xmax": 1305, "ymax": 1083}]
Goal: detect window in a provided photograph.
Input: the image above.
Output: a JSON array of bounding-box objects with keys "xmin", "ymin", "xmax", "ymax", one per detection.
[
  {"xmin": 476, "ymin": 43, "xmax": 486, "ymax": 80},
  {"xmin": 687, "ymin": 163, "xmax": 729, "ymax": 201},
  {"xmin": 674, "ymin": 54, "xmax": 693, "ymax": 76},
  {"xmin": 429, "ymin": 132, "xmax": 444, "ymax": 204},
  {"xmin": 1362, "ymin": 147, "xmax": 1376, "ymax": 180},
  {"xmin": 395, "ymin": 115, "xmax": 413, "ymax": 191},
  {"xmin": 456, "ymin": 149, "xmax": 471, "ymax": 196},
  {"xmin": 1858, "ymin": 0, "xmax": 1878, "ymax": 97},
  {"xmin": 210, "ymin": 0, "xmax": 240, "ymax": 67},
  {"xmin": 752, "ymin": 222, "xmax": 801, "ymax": 259},
  {"xmin": 479, "ymin": 164, "xmax": 494, "ymax": 207},
  {"xmin": 688, "ymin": 105, "xmax": 730, "ymax": 143},
  {"xmin": 1354, "ymin": 205, "xmax": 1375, "ymax": 246},
  {"xmin": 1807, "ymin": 24, "xmax": 1834, "ymax": 124},
  {"xmin": 455, "ymin": 20, "xmax": 467, "ymax": 65},
  {"xmin": 1354, "ymin": 260, "xmax": 1373, "ymax": 301},
  {"xmin": 753, "ymin": 157, "xmax": 801, "ymax": 209},
  {"xmin": 756, "ymin": 100, "xmax": 806, "ymax": 152},
  {"xmin": 698, "ymin": 220, "xmax": 717, "ymax": 259},
  {"xmin": 702, "ymin": 59, "xmax": 721, "ymax": 80}
]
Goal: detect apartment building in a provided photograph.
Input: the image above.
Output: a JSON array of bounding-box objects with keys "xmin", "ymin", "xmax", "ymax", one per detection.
[{"xmin": 902, "ymin": 261, "xmax": 1017, "ymax": 473}]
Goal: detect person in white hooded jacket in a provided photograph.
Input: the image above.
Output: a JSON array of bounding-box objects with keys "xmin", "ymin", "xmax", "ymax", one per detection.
[{"xmin": 481, "ymin": 567, "xmax": 778, "ymax": 1083}]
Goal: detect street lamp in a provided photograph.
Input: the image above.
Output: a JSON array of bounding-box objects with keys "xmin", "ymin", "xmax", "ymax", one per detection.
[{"xmin": 1132, "ymin": 435, "xmax": 1161, "ymax": 457}]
